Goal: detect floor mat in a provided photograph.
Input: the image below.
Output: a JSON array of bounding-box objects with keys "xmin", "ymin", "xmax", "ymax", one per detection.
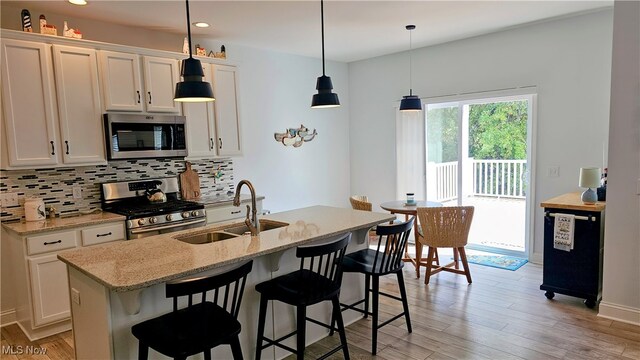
[{"xmin": 463, "ymin": 254, "xmax": 528, "ymax": 271}]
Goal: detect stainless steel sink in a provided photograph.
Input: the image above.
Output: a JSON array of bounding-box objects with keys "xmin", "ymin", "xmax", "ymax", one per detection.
[
  {"xmin": 176, "ymin": 231, "xmax": 239, "ymax": 245},
  {"xmin": 224, "ymin": 220, "xmax": 289, "ymax": 235}
]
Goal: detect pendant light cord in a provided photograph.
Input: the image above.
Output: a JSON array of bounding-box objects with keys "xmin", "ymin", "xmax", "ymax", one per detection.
[
  {"xmin": 321, "ymin": 0, "xmax": 326, "ymax": 76},
  {"xmin": 186, "ymin": 0, "xmax": 193, "ymax": 59},
  {"xmin": 409, "ymin": 26, "xmax": 413, "ymax": 96}
]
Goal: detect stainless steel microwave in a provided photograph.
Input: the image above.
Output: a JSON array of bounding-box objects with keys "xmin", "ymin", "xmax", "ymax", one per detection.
[{"xmin": 104, "ymin": 114, "xmax": 187, "ymax": 160}]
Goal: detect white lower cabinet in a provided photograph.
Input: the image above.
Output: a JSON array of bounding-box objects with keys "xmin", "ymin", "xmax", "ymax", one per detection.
[
  {"xmin": 4, "ymin": 221, "xmax": 125, "ymax": 340},
  {"xmin": 206, "ymin": 200, "xmax": 263, "ymax": 225},
  {"xmin": 28, "ymin": 254, "xmax": 71, "ymax": 327}
]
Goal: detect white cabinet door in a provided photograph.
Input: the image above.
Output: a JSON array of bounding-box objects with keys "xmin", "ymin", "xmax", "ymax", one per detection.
[
  {"xmin": 99, "ymin": 51, "xmax": 143, "ymax": 112},
  {"xmin": 184, "ymin": 63, "xmax": 217, "ymax": 158},
  {"xmin": 1, "ymin": 39, "xmax": 59, "ymax": 166},
  {"xmin": 52, "ymin": 45, "xmax": 106, "ymax": 165},
  {"xmin": 28, "ymin": 253, "xmax": 71, "ymax": 327},
  {"xmin": 212, "ymin": 65, "xmax": 242, "ymax": 156},
  {"xmin": 143, "ymin": 56, "xmax": 181, "ymax": 113}
]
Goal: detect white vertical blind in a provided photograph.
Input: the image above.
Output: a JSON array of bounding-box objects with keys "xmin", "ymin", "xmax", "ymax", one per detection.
[{"xmin": 395, "ymin": 109, "xmax": 425, "ymax": 200}]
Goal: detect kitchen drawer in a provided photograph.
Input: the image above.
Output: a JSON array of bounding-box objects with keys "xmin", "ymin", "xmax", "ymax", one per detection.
[
  {"xmin": 81, "ymin": 223, "xmax": 125, "ymax": 246},
  {"xmin": 27, "ymin": 231, "xmax": 78, "ymax": 256},
  {"xmin": 206, "ymin": 204, "xmax": 245, "ymax": 224}
]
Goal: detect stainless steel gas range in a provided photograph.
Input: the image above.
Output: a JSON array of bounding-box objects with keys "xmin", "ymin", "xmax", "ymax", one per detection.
[{"xmin": 101, "ymin": 178, "xmax": 206, "ymax": 239}]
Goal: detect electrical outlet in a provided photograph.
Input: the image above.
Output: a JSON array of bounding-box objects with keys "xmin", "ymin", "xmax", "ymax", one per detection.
[
  {"xmin": 71, "ymin": 288, "xmax": 80, "ymax": 305},
  {"xmin": 0, "ymin": 192, "xmax": 19, "ymax": 207},
  {"xmin": 548, "ymin": 166, "xmax": 560, "ymax": 178},
  {"xmin": 72, "ymin": 186, "xmax": 82, "ymax": 199}
]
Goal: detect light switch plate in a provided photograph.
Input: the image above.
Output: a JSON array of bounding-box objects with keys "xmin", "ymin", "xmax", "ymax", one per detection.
[
  {"xmin": 0, "ymin": 192, "xmax": 19, "ymax": 207},
  {"xmin": 548, "ymin": 166, "xmax": 560, "ymax": 178},
  {"xmin": 71, "ymin": 288, "xmax": 80, "ymax": 305},
  {"xmin": 72, "ymin": 186, "xmax": 82, "ymax": 199}
]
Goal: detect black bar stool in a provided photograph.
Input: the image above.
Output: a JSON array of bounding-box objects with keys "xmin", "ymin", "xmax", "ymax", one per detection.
[
  {"xmin": 254, "ymin": 234, "xmax": 351, "ymax": 360},
  {"xmin": 131, "ymin": 260, "xmax": 253, "ymax": 360},
  {"xmin": 331, "ymin": 218, "xmax": 414, "ymax": 354}
]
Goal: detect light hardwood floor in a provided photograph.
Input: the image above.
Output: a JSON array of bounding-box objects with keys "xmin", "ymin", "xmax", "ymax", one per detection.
[{"xmin": 2, "ymin": 260, "xmax": 639, "ymax": 360}]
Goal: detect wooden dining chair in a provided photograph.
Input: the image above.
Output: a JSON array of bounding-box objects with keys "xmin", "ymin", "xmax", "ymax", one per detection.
[
  {"xmin": 416, "ymin": 206, "xmax": 475, "ymax": 284},
  {"xmin": 349, "ymin": 195, "xmax": 372, "ymax": 211}
]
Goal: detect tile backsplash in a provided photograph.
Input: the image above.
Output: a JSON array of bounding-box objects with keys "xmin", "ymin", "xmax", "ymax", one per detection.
[{"xmin": 0, "ymin": 158, "xmax": 234, "ymax": 221}]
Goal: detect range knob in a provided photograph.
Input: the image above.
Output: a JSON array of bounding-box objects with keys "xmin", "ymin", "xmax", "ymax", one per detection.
[
  {"xmin": 149, "ymin": 217, "xmax": 158, "ymax": 224},
  {"xmin": 191, "ymin": 210, "xmax": 200, "ymax": 217},
  {"xmin": 137, "ymin": 218, "xmax": 146, "ymax": 225},
  {"xmin": 182, "ymin": 211, "xmax": 190, "ymax": 219},
  {"xmin": 166, "ymin": 214, "xmax": 173, "ymax": 221}
]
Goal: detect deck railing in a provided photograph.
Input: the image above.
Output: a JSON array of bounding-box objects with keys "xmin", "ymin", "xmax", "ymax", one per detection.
[{"xmin": 430, "ymin": 159, "xmax": 527, "ymax": 201}]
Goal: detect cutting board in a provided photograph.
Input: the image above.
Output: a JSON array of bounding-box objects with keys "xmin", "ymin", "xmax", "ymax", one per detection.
[{"xmin": 179, "ymin": 161, "xmax": 201, "ymax": 200}]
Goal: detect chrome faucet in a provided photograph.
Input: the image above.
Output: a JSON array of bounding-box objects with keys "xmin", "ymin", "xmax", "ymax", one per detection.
[{"xmin": 233, "ymin": 180, "xmax": 260, "ymax": 236}]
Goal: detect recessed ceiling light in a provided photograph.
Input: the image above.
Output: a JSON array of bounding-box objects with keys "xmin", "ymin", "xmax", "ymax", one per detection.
[
  {"xmin": 193, "ymin": 22, "xmax": 210, "ymax": 28},
  {"xmin": 68, "ymin": 0, "xmax": 87, "ymax": 5}
]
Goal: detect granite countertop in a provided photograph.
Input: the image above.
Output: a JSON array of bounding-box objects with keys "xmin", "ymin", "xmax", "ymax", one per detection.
[
  {"xmin": 195, "ymin": 194, "xmax": 265, "ymax": 207},
  {"xmin": 57, "ymin": 206, "xmax": 394, "ymax": 292},
  {"xmin": 2, "ymin": 212, "xmax": 126, "ymax": 235},
  {"xmin": 540, "ymin": 192, "xmax": 606, "ymax": 212}
]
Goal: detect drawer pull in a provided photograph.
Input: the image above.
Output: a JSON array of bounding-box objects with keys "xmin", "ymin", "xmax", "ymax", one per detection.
[
  {"xmin": 231, "ymin": 210, "xmax": 241, "ymax": 214},
  {"xmin": 545, "ymin": 212, "xmax": 595, "ymax": 221},
  {"xmin": 137, "ymin": 90, "xmax": 141, "ymax": 104},
  {"xmin": 96, "ymin": 232, "xmax": 112, "ymax": 237},
  {"xmin": 43, "ymin": 240, "xmax": 62, "ymax": 245},
  {"xmin": 50, "ymin": 141, "xmax": 55, "ymax": 155},
  {"xmin": 148, "ymin": 91, "xmax": 152, "ymax": 104}
]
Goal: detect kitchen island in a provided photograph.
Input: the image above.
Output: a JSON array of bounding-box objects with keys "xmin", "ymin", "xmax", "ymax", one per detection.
[{"xmin": 58, "ymin": 206, "xmax": 394, "ymax": 360}]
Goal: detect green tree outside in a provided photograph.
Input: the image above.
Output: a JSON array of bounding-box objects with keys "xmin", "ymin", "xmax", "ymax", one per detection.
[{"xmin": 426, "ymin": 100, "xmax": 527, "ymax": 162}]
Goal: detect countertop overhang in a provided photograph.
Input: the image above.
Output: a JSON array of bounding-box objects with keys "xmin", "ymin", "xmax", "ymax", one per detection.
[{"xmin": 57, "ymin": 206, "xmax": 394, "ymax": 292}]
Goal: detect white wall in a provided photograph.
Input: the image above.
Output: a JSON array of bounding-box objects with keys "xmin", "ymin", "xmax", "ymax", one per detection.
[
  {"xmin": 195, "ymin": 38, "xmax": 351, "ymax": 213},
  {"xmin": 348, "ymin": 10, "xmax": 614, "ymax": 263},
  {"xmin": 600, "ymin": 0, "xmax": 640, "ymax": 325}
]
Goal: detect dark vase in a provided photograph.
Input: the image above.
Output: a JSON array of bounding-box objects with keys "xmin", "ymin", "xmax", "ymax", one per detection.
[{"xmin": 597, "ymin": 186, "xmax": 607, "ymax": 201}]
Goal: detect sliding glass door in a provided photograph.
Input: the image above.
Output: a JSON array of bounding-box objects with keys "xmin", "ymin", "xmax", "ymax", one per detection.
[{"xmin": 425, "ymin": 95, "xmax": 532, "ymax": 257}]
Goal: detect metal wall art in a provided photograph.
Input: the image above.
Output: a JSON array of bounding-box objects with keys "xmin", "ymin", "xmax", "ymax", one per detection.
[{"xmin": 274, "ymin": 124, "xmax": 317, "ymax": 147}]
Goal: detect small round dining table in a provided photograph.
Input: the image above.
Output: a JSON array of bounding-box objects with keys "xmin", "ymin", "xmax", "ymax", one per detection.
[{"xmin": 380, "ymin": 200, "xmax": 442, "ymax": 278}]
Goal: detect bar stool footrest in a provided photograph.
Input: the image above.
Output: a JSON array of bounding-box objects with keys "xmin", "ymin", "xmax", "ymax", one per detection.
[{"xmin": 259, "ymin": 331, "xmax": 298, "ymax": 354}]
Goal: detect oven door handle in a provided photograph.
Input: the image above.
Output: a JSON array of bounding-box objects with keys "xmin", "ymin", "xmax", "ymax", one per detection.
[{"xmin": 129, "ymin": 218, "xmax": 206, "ymax": 234}]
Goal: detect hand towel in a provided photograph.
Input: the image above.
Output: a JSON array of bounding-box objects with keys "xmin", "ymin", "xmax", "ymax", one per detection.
[{"xmin": 553, "ymin": 214, "xmax": 575, "ymax": 252}]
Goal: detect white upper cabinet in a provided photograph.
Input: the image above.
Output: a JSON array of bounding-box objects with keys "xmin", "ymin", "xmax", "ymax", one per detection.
[
  {"xmin": 99, "ymin": 51, "xmax": 180, "ymax": 113},
  {"xmin": 98, "ymin": 51, "xmax": 144, "ymax": 112},
  {"xmin": 213, "ymin": 64, "xmax": 242, "ymax": 156},
  {"xmin": 183, "ymin": 64, "xmax": 217, "ymax": 158},
  {"xmin": 52, "ymin": 45, "xmax": 106, "ymax": 164},
  {"xmin": 1, "ymin": 39, "xmax": 59, "ymax": 166},
  {"xmin": 143, "ymin": 56, "xmax": 181, "ymax": 113}
]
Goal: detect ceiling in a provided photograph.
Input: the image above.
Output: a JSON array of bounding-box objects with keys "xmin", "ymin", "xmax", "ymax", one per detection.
[{"xmin": 6, "ymin": 1, "xmax": 612, "ymax": 62}]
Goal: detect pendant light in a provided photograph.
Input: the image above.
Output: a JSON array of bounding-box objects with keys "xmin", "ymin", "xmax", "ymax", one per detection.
[
  {"xmin": 399, "ymin": 24, "xmax": 422, "ymax": 112},
  {"xmin": 311, "ymin": 0, "xmax": 340, "ymax": 108},
  {"xmin": 174, "ymin": 0, "xmax": 214, "ymax": 102}
]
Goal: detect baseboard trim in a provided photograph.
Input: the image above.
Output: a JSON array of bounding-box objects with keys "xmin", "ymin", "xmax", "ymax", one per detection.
[
  {"xmin": 529, "ymin": 252, "xmax": 543, "ymax": 265},
  {"xmin": 0, "ymin": 309, "xmax": 16, "ymax": 327},
  {"xmin": 598, "ymin": 301, "xmax": 640, "ymax": 326}
]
